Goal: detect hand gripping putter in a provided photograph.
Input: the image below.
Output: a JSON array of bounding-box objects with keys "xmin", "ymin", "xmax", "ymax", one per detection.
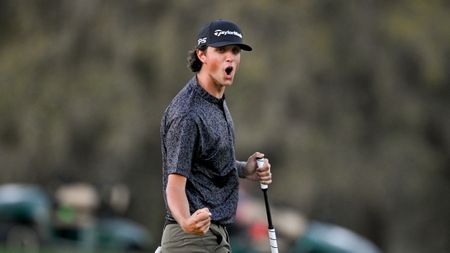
[{"xmin": 256, "ymin": 157, "xmax": 279, "ymax": 253}]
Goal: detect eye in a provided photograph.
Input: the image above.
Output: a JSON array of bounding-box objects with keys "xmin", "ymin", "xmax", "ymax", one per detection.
[
  {"xmin": 232, "ymin": 47, "xmax": 241, "ymax": 54},
  {"xmin": 217, "ymin": 47, "xmax": 226, "ymax": 53}
]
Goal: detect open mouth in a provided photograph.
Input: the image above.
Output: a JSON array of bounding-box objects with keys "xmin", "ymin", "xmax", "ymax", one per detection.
[{"xmin": 225, "ymin": 66, "xmax": 233, "ymax": 75}]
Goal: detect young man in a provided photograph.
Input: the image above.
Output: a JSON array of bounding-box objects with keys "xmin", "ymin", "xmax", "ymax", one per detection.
[{"xmin": 159, "ymin": 19, "xmax": 272, "ymax": 252}]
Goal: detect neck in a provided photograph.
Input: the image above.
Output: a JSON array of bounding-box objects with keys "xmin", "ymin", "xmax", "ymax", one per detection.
[{"xmin": 196, "ymin": 72, "xmax": 225, "ymax": 99}]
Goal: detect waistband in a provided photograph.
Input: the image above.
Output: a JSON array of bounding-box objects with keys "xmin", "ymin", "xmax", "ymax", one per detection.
[{"xmin": 164, "ymin": 219, "xmax": 226, "ymax": 228}]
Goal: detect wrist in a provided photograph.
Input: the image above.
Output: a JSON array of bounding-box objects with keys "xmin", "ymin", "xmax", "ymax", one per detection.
[
  {"xmin": 236, "ymin": 161, "xmax": 247, "ymax": 178},
  {"xmin": 177, "ymin": 217, "xmax": 190, "ymax": 232}
]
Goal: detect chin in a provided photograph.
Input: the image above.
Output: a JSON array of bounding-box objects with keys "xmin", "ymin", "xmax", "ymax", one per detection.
[{"xmin": 223, "ymin": 78, "xmax": 234, "ymax": 85}]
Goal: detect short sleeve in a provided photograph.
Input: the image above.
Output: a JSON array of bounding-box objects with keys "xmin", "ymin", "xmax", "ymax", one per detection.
[{"xmin": 164, "ymin": 114, "xmax": 198, "ymax": 178}]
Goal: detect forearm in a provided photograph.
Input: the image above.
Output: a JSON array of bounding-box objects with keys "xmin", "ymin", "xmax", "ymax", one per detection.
[
  {"xmin": 166, "ymin": 176, "xmax": 190, "ymax": 227},
  {"xmin": 166, "ymin": 174, "xmax": 212, "ymax": 235}
]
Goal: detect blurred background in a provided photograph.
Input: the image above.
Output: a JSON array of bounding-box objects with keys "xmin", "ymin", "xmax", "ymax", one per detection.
[{"xmin": 0, "ymin": 0, "xmax": 449, "ymax": 252}]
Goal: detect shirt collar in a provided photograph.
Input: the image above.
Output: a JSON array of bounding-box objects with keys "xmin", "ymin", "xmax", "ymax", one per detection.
[{"xmin": 191, "ymin": 76, "xmax": 225, "ymax": 105}]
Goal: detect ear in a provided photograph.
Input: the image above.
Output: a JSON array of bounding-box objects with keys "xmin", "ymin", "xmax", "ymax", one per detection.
[{"xmin": 196, "ymin": 49, "xmax": 207, "ymax": 63}]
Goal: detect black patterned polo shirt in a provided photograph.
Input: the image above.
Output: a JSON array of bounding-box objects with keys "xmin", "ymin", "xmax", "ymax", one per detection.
[{"xmin": 161, "ymin": 76, "xmax": 245, "ymax": 225}]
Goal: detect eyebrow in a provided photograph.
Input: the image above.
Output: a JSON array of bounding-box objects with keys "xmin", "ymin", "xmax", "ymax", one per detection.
[{"xmin": 216, "ymin": 45, "xmax": 241, "ymax": 51}]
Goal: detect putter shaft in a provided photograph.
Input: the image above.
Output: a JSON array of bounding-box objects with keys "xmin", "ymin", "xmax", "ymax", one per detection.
[{"xmin": 257, "ymin": 158, "xmax": 279, "ymax": 253}]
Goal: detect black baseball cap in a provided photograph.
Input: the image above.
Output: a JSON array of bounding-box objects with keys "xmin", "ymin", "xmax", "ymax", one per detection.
[{"xmin": 196, "ymin": 19, "xmax": 252, "ymax": 51}]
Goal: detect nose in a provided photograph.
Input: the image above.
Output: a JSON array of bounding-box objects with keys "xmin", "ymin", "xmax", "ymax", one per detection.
[{"xmin": 225, "ymin": 52, "xmax": 234, "ymax": 62}]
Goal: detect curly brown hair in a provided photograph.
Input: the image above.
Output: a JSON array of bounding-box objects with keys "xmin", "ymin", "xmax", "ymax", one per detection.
[{"xmin": 187, "ymin": 45, "xmax": 207, "ymax": 72}]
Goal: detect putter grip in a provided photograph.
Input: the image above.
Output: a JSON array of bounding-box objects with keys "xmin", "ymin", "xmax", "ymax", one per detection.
[
  {"xmin": 256, "ymin": 158, "xmax": 268, "ymax": 189},
  {"xmin": 268, "ymin": 228, "xmax": 279, "ymax": 253}
]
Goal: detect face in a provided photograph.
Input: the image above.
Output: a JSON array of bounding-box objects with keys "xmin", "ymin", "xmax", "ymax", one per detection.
[{"xmin": 197, "ymin": 45, "xmax": 241, "ymax": 87}]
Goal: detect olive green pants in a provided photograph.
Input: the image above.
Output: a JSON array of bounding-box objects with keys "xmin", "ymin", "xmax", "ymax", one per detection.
[{"xmin": 161, "ymin": 223, "xmax": 231, "ymax": 253}]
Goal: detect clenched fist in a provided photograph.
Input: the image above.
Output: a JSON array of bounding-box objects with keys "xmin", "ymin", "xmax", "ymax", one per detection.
[{"xmin": 180, "ymin": 208, "xmax": 212, "ymax": 235}]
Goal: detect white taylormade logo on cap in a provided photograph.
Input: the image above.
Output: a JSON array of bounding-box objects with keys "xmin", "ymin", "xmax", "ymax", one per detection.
[{"xmin": 214, "ymin": 30, "xmax": 242, "ymax": 38}]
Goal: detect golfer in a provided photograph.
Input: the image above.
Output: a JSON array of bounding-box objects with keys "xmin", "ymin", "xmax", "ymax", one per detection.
[{"xmin": 159, "ymin": 19, "xmax": 272, "ymax": 252}]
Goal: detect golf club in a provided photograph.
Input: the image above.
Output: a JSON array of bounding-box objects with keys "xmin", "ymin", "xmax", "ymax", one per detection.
[{"xmin": 256, "ymin": 157, "xmax": 279, "ymax": 253}]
